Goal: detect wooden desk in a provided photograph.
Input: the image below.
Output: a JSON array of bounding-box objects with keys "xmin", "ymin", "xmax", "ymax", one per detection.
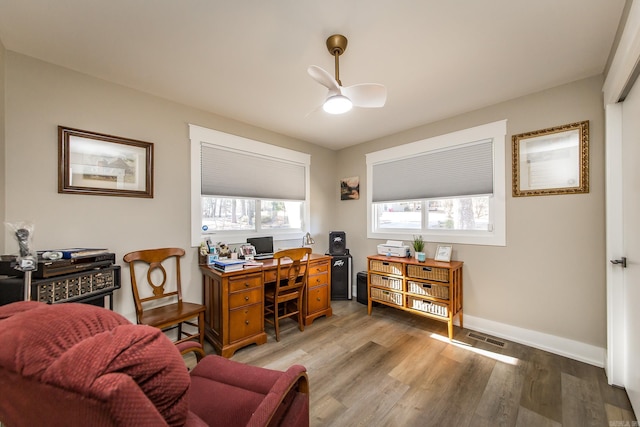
[{"xmin": 200, "ymin": 253, "xmax": 332, "ymax": 357}]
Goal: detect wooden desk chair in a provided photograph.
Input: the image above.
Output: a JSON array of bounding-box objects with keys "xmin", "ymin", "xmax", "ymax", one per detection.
[
  {"xmin": 123, "ymin": 247, "xmax": 206, "ymax": 361},
  {"xmin": 264, "ymin": 247, "xmax": 312, "ymax": 342}
]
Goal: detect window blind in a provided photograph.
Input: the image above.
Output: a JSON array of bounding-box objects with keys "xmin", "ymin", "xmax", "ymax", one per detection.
[
  {"xmin": 201, "ymin": 144, "xmax": 306, "ymax": 200},
  {"xmin": 371, "ymin": 140, "xmax": 494, "ymax": 202}
]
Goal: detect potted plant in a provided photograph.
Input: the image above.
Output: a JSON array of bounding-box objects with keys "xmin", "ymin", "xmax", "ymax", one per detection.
[{"xmin": 412, "ymin": 235, "xmax": 426, "ymax": 262}]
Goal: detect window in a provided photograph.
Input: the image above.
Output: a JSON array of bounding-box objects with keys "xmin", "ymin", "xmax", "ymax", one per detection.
[
  {"xmin": 366, "ymin": 120, "xmax": 506, "ymax": 246},
  {"xmin": 190, "ymin": 125, "xmax": 310, "ymax": 246}
]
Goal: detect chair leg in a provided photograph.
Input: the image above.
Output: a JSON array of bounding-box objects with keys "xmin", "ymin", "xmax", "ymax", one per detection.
[
  {"xmin": 198, "ymin": 311, "xmax": 205, "ymax": 349},
  {"xmin": 298, "ymin": 296, "xmax": 305, "ymax": 332},
  {"xmin": 274, "ymin": 302, "xmax": 280, "ymax": 342}
]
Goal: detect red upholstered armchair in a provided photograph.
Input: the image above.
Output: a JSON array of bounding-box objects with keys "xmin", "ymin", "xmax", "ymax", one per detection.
[{"xmin": 0, "ymin": 301, "xmax": 309, "ymax": 427}]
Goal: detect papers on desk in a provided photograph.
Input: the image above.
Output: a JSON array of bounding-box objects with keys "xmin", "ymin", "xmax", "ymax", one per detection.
[
  {"xmin": 243, "ymin": 261, "xmax": 263, "ymax": 268},
  {"xmin": 211, "ymin": 258, "xmax": 246, "ymax": 272}
]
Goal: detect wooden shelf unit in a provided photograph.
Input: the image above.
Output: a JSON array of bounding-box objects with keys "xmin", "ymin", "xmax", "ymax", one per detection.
[{"xmin": 367, "ymin": 255, "xmax": 463, "ymax": 339}]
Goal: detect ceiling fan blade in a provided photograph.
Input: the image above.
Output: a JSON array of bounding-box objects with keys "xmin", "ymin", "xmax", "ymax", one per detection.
[
  {"xmin": 342, "ymin": 83, "xmax": 387, "ymax": 108},
  {"xmin": 308, "ymin": 65, "xmax": 341, "ymax": 93}
]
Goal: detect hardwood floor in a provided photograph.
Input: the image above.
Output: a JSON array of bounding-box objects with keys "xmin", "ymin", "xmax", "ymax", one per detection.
[{"xmin": 194, "ymin": 300, "xmax": 637, "ymax": 427}]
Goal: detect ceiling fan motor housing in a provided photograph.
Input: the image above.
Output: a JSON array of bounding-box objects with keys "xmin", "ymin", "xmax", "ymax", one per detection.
[{"xmin": 326, "ymin": 34, "xmax": 348, "ymax": 56}]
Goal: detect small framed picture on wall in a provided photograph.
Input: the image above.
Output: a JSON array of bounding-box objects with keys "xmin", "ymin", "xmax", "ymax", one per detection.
[{"xmin": 340, "ymin": 176, "xmax": 360, "ymax": 200}]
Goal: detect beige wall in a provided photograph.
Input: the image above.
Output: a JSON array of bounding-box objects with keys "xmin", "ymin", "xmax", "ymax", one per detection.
[
  {"xmin": 2, "ymin": 49, "xmax": 607, "ymax": 356},
  {"xmin": 336, "ymin": 75, "xmax": 606, "ymax": 349},
  {"xmin": 3, "ymin": 52, "xmax": 337, "ymax": 321}
]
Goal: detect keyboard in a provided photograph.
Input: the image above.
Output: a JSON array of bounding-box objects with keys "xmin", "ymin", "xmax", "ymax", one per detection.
[{"xmin": 254, "ymin": 253, "xmax": 274, "ymax": 260}]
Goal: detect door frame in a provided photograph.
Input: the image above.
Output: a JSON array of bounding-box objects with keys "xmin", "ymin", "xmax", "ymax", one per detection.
[{"xmin": 603, "ymin": 0, "xmax": 640, "ymax": 386}]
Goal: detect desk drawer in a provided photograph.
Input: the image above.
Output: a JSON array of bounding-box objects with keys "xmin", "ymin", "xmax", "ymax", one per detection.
[
  {"xmin": 308, "ymin": 263, "xmax": 328, "ymax": 275},
  {"xmin": 264, "ymin": 265, "xmax": 307, "ymax": 283},
  {"xmin": 308, "ymin": 272, "xmax": 328, "ymax": 287},
  {"xmin": 307, "ymin": 283, "xmax": 328, "ymax": 314},
  {"xmin": 229, "ymin": 274, "xmax": 262, "ymax": 292},
  {"xmin": 229, "ymin": 287, "xmax": 262, "ymax": 309},
  {"xmin": 229, "ymin": 304, "xmax": 263, "ymax": 342}
]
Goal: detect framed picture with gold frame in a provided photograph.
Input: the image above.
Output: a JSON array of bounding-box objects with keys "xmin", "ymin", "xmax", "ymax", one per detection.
[{"xmin": 512, "ymin": 121, "xmax": 589, "ymax": 197}]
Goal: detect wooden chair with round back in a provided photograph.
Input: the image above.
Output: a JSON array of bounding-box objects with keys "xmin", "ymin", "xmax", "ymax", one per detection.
[
  {"xmin": 123, "ymin": 247, "xmax": 206, "ymax": 360},
  {"xmin": 264, "ymin": 247, "xmax": 312, "ymax": 341}
]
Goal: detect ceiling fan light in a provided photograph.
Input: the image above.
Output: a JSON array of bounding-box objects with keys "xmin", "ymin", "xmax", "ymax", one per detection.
[{"xmin": 323, "ymin": 95, "xmax": 352, "ymax": 114}]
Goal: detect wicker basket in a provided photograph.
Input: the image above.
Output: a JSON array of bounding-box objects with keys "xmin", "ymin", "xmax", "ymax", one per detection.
[
  {"xmin": 407, "ymin": 280, "xmax": 449, "ymax": 300},
  {"xmin": 371, "ymin": 287, "xmax": 403, "ymax": 306},
  {"xmin": 369, "ymin": 260, "xmax": 403, "ymax": 275},
  {"xmin": 407, "ymin": 296, "xmax": 449, "ymax": 318},
  {"xmin": 370, "ymin": 273, "xmax": 403, "ymax": 291},
  {"xmin": 407, "ymin": 265, "xmax": 449, "ymax": 282}
]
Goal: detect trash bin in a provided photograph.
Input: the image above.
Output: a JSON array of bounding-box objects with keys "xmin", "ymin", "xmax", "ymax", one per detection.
[{"xmin": 356, "ymin": 271, "xmax": 368, "ymax": 305}]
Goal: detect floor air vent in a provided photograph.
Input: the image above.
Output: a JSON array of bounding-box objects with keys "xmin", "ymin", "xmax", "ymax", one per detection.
[{"xmin": 467, "ymin": 331, "xmax": 506, "ymax": 348}]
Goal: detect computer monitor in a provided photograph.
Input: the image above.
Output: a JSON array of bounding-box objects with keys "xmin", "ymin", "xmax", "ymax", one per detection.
[{"xmin": 247, "ymin": 236, "xmax": 274, "ymax": 259}]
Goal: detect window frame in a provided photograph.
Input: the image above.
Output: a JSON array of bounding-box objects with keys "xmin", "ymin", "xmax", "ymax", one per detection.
[
  {"xmin": 190, "ymin": 124, "xmax": 310, "ymax": 246},
  {"xmin": 366, "ymin": 120, "xmax": 507, "ymax": 246}
]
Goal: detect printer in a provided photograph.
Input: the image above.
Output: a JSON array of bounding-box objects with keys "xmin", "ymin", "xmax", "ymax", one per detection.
[{"xmin": 377, "ymin": 240, "xmax": 411, "ymax": 257}]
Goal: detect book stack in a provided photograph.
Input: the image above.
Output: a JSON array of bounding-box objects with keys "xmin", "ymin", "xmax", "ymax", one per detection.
[
  {"xmin": 56, "ymin": 248, "xmax": 110, "ymax": 259},
  {"xmin": 211, "ymin": 258, "xmax": 246, "ymax": 272}
]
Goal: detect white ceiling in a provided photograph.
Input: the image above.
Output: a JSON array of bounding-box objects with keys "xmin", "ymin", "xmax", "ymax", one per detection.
[{"xmin": 0, "ymin": 1, "xmax": 626, "ymax": 150}]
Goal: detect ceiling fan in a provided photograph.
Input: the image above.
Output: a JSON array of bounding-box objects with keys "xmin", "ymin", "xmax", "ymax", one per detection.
[{"xmin": 308, "ymin": 34, "xmax": 387, "ymax": 115}]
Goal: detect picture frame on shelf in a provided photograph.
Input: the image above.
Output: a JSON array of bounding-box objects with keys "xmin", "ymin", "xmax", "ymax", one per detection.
[
  {"xmin": 58, "ymin": 126, "xmax": 154, "ymax": 198},
  {"xmin": 240, "ymin": 244, "xmax": 257, "ymax": 260},
  {"xmin": 434, "ymin": 244, "xmax": 453, "ymax": 262}
]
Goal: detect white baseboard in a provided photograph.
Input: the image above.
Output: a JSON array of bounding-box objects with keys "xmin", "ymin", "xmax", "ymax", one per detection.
[{"xmin": 462, "ymin": 314, "xmax": 606, "ymax": 368}]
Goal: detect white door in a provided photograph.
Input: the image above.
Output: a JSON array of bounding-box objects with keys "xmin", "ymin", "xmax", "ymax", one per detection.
[
  {"xmin": 606, "ymin": 80, "xmax": 640, "ymax": 415},
  {"xmin": 617, "ymin": 79, "xmax": 640, "ymax": 414},
  {"xmin": 604, "ymin": 1, "xmax": 640, "ymax": 414}
]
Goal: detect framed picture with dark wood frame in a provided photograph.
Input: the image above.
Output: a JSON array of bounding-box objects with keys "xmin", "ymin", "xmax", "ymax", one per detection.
[
  {"xmin": 58, "ymin": 126, "xmax": 154, "ymax": 198},
  {"xmin": 512, "ymin": 121, "xmax": 589, "ymax": 197}
]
